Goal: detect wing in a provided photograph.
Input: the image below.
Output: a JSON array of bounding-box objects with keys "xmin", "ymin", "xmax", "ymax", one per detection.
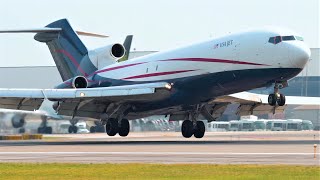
[
  {"xmin": 0, "ymin": 82, "xmax": 172, "ymax": 119},
  {"xmin": 0, "ymin": 108, "xmax": 45, "ymax": 117},
  {"xmin": 210, "ymin": 92, "xmax": 320, "ymax": 116}
]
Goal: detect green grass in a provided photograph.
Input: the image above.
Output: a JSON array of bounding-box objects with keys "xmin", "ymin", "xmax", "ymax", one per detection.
[{"xmin": 0, "ymin": 163, "xmax": 319, "ymax": 180}]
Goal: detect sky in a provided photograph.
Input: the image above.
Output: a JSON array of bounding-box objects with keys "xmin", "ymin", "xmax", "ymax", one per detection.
[{"xmin": 0, "ymin": 0, "xmax": 319, "ymax": 67}]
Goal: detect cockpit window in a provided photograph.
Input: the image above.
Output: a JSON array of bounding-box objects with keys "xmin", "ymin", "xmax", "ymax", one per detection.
[
  {"xmin": 295, "ymin": 36, "xmax": 304, "ymax": 41},
  {"xmin": 282, "ymin": 36, "xmax": 295, "ymax": 41},
  {"xmin": 268, "ymin": 36, "xmax": 282, "ymax": 44},
  {"xmin": 268, "ymin": 35, "xmax": 304, "ymax": 44}
]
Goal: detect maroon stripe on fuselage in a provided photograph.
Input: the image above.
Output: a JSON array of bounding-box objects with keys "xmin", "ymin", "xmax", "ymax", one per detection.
[
  {"xmin": 123, "ymin": 70, "xmax": 197, "ymax": 80},
  {"xmin": 159, "ymin": 58, "xmax": 270, "ymax": 66},
  {"xmin": 56, "ymin": 49, "xmax": 89, "ymax": 76}
]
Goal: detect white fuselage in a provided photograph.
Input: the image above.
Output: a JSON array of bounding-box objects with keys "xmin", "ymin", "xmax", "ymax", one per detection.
[{"xmin": 92, "ymin": 28, "xmax": 310, "ymax": 83}]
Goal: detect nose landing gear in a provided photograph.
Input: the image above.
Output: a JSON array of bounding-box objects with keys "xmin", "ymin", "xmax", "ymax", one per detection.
[{"xmin": 268, "ymin": 81, "xmax": 287, "ymax": 106}]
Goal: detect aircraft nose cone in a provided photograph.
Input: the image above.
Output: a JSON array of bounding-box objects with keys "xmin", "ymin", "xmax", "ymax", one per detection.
[{"xmin": 292, "ymin": 45, "xmax": 311, "ymax": 68}]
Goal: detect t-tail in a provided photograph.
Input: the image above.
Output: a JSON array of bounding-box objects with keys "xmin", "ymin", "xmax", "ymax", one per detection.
[
  {"xmin": 34, "ymin": 19, "xmax": 98, "ymax": 81},
  {"xmin": 0, "ymin": 18, "xmax": 128, "ymax": 85}
]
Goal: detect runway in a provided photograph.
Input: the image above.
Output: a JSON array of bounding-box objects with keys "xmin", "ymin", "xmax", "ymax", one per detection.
[{"xmin": 0, "ymin": 131, "xmax": 319, "ymax": 165}]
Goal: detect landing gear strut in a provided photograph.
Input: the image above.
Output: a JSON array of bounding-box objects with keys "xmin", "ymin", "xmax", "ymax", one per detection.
[{"xmin": 268, "ymin": 82, "xmax": 287, "ymax": 106}]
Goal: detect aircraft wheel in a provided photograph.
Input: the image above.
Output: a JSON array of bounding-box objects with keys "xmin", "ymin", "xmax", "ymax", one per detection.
[
  {"xmin": 194, "ymin": 121, "xmax": 205, "ymax": 138},
  {"xmin": 181, "ymin": 120, "xmax": 193, "ymax": 138},
  {"xmin": 68, "ymin": 126, "xmax": 77, "ymax": 133},
  {"xmin": 38, "ymin": 127, "xmax": 52, "ymax": 134},
  {"xmin": 95, "ymin": 125, "xmax": 105, "ymax": 133},
  {"xmin": 90, "ymin": 126, "xmax": 96, "ymax": 133},
  {"xmin": 277, "ymin": 94, "xmax": 286, "ymax": 106},
  {"xmin": 72, "ymin": 126, "xmax": 78, "ymax": 133},
  {"xmin": 119, "ymin": 119, "xmax": 130, "ymax": 137},
  {"xmin": 19, "ymin": 128, "xmax": 25, "ymax": 134},
  {"xmin": 268, "ymin": 94, "xmax": 277, "ymax": 106},
  {"xmin": 68, "ymin": 126, "xmax": 73, "ymax": 133},
  {"xmin": 106, "ymin": 118, "xmax": 118, "ymax": 136},
  {"xmin": 37, "ymin": 127, "xmax": 44, "ymax": 134},
  {"xmin": 45, "ymin": 127, "xmax": 52, "ymax": 134}
]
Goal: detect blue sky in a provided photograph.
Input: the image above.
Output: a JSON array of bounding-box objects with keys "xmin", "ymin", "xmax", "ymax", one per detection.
[{"xmin": 0, "ymin": 0, "xmax": 319, "ymax": 66}]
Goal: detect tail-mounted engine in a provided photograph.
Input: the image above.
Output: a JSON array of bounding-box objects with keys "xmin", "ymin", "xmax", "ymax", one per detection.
[
  {"xmin": 88, "ymin": 43, "xmax": 126, "ymax": 69},
  {"xmin": 55, "ymin": 76, "xmax": 88, "ymax": 89}
]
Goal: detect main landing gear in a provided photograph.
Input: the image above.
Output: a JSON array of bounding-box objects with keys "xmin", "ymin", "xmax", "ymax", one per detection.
[
  {"xmin": 105, "ymin": 118, "xmax": 130, "ymax": 137},
  {"xmin": 181, "ymin": 120, "xmax": 205, "ymax": 138},
  {"xmin": 181, "ymin": 105, "xmax": 206, "ymax": 138},
  {"xmin": 37, "ymin": 117, "xmax": 52, "ymax": 134},
  {"xmin": 68, "ymin": 125, "xmax": 78, "ymax": 133},
  {"xmin": 68, "ymin": 120, "xmax": 78, "ymax": 133},
  {"xmin": 268, "ymin": 82, "xmax": 287, "ymax": 106}
]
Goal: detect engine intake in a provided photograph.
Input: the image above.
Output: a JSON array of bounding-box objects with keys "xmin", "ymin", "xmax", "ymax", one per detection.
[
  {"xmin": 55, "ymin": 76, "xmax": 88, "ymax": 89},
  {"xmin": 72, "ymin": 76, "xmax": 88, "ymax": 88},
  {"xmin": 12, "ymin": 116, "xmax": 25, "ymax": 128},
  {"xmin": 111, "ymin": 43, "xmax": 125, "ymax": 58}
]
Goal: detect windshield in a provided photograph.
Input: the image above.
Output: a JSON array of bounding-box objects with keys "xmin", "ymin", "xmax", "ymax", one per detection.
[{"xmin": 268, "ymin": 35, "xmax": 304, "ymax": 44}]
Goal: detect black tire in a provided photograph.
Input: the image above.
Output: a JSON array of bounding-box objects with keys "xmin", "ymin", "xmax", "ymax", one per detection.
[
  {"xmin": 95, "ymin": 125, "xmax": 105, "ymax": 133},
  {"xmin": 19, "ymin": 128, "xmax": 25, "ymax": 134},
  {"xmin": 181, "ymin": 120, "xmax": 193, "ymax": 138},
  {"xmin": 68, "ymin": 126, "xmax": 77, "ymax": 133},
  {"xmin": 194, "ymin": 121, "xmax": 205, "ymax": 138},
  {"xmin": 277, "ymin": 94, "xmax": 286, "ymax": 106},
  {"xmin": 90, "ymin": 126, "xmax": 96, "ymax": 133},
  {"xmin": 37, "ymin": 127, "xmax": 44, "ymax": 134},
  {"xmin": 72, "ymin": 126, "xmax": 78, "ymax": 133},
  {"xmin": 68, "ymin": 126, "xmax": 73, "ymax": 133},
  {"xmin": 106, "ymin": 118, "xmax": 118, "ymax": 136},
  {"xmin": 268, "ymin": 94, "xmax": 277, "ymax": 106},
  {"xmin": 45, "ymin": 127, "xmax": 52, "ymax": 134},
  {"xmin": 119, "ymin": 119, "xmax": 130, "ymax": 137}
]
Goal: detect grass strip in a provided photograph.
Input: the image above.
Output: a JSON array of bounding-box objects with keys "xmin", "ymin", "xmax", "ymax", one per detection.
[{"xmin": 0, "ymin": 163, "xmax": 319, "ymax": 180}]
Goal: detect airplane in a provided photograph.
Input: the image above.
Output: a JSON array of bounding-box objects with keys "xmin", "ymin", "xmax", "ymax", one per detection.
[
  {"xmin": 0, "ymin": 100, "xmax": 59, "ymax": 134},
  {"xmin": 0, "ymin": 18, "xmax": 316, "ymax": 138}
]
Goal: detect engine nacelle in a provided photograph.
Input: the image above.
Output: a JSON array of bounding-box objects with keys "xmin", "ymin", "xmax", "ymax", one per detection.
[
  {"xmin": 56, "ymin": 76, "xmax": 88, "ymax": 89},
  {"xmin": 72, "ymin": 76, "xmax": 88, "ymax": 88},
  {"xmin": 11, "ymin": 116, "xmax": 25, "ymax": 128},
  {"xmin": 88, "ymin": 43, "xmax": 126, "ymax": 69}
]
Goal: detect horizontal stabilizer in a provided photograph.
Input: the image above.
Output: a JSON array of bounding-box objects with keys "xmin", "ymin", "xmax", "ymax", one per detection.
[
  {"xmin": 0, "ymin": 28, "xmax": 108, "ymax": 38},
  {"xmin": 76, "ymin": 30, "xmax": 108, "ymax": 38},
  {"xmin": 0, "ymin": 28, "xmax": 62, "ymax": 33}
]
